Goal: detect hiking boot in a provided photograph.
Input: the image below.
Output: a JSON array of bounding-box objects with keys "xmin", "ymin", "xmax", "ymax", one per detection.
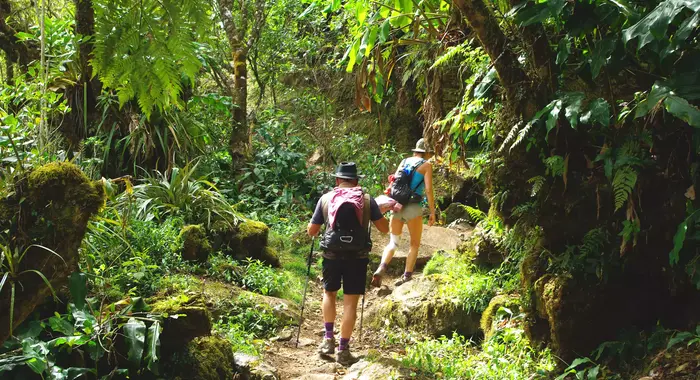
[
  {"xmin": 371, "ymin": 265, "xmax": 386, "ymax": 287},
  {"xmin": 336, "ymin": 348, "xmax": 360, "ymax": 366},
  {"xmin": 318, "ymin": 337, "xmax": 336, "ymax": 356},
  {"xmin": 394, "ymin": 274, "xmax": 413, "ymax": 287}
]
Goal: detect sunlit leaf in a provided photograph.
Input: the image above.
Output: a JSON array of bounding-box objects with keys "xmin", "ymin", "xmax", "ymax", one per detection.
[{"xmin": 124, "ymin": 318, "xmax": 146, "ymax": 368}]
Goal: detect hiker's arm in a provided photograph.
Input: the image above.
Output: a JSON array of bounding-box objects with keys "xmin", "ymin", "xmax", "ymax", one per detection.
[
  {"xmin": 307, "ymin": 199, "xmax": 324, "ymax": 236},
  {"xmin": 373, "ymin": 217, "xmax": 389, "ymax": 234},
  {"xmin": 424, "ymin": 163, "xmax": 436, "ymax": 226},
  {"xmin": 307, "ymin": 223, "xmax": 322, "ymax": 237},
  {"xmin": 370, "ymin": 199, "xmax": 390, "ymax": 234}
]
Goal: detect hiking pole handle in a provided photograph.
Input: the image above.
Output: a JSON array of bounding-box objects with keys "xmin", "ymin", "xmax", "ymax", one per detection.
[{"xmin": 296, "ymin": 236, "xmax": 315, "ymax": 348}]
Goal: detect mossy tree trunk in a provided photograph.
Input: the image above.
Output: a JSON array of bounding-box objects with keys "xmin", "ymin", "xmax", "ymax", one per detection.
[
  {"xmin": 452, "ymin": 0, "xmax": 531, "ymax": 108},
  {"xmin": 217, "ymin": 0, "xmax": 267, "ymax": 171},
  {"xmin": 0, "ymin": 0, "xmax": 38, "ymax": 76}
]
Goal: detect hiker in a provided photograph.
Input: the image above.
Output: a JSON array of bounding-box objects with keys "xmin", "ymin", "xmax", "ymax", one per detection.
[
  {"xmin": 371, "ymin": 138, "xmax": 435, "ymax": 287},
  {"xmin": 307, "ymin": 162, "xmax": 389, "ymax": 366}
]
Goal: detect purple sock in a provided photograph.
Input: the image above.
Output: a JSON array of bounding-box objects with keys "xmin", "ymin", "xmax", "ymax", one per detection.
[
  {"xmin": 339, "ymin": 338, "xmax": 350, "ymax": 351},
  {"xmin": 404, "ymin": 271, "xmax": 413, "ymax": 279},
  {"xmin": 324, "ymin": 322, "xmax": 334, "ymax": 339}
]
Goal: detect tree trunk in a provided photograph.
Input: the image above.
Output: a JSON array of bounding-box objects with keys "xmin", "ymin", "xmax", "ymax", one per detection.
[
  {"xmin": 452, "ymin": 0, "xmax": 531, "ymax": 109},
  {"xmin": 0, "ymin": 0, "xmax": 38, "ymax": 70},
  {"xmin": 5, "ymin": 55, "xmax": 12, "ymax": 85},
  {"xmin": 218, "ymin": 0, "xmax": 250, "ymax": 167},
  {"xmin": 64, "ymin": 0, "xmax": 101, "ymax": 148}
]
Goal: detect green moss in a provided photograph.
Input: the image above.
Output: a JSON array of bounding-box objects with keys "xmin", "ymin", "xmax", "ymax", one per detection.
[
  {"xmin": 237, "ymin": 220, "xmax": 268, "ymax": 240},
  {"xmin": 180, "ymin": 225, "xmax": 212, "ymax": 262},
  {"xmin": 480, "ymin": 294, "xmax": 521, "ymax": 340},
  {"xmin": 28, "ymin": 162, "xmax": 105, "ymax": 215},
  {"xmin": 167, "ymin": 336, "xmax": 235, "ymax": 380}
]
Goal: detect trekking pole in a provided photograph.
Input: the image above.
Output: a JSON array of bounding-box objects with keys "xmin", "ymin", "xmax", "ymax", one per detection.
[
  {"xmin": 359, "ymin": 292, "xmax": 365, "ymax": 344},
  {"xmin": 296, "ymin": 236, "xmax": 315, "ymax": 348}
]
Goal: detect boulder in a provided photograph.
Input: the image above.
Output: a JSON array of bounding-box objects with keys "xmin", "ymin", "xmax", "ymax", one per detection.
[
  {"xmin": 480, "ymin": 294, "xmax": 521, "ymax": 340},
  {"xmin": 370, "ymin": 225, "xmax": 461, "ymax": 275},
  {"xmin": 166, "ymin": 336, "xmax": 235, "ymax": 380},
  {"xmin": 367, "ymin": 276, "xmax": 481, "ymax": 337},
  {"xmin": 180, "ymin": 225, "xmax": 212, "ymax": 262},
  {"xmin": 343, "ymin": 358, "xmax": 426, "ymax": 380},
  {"xmin": 213, "ymin": 220, "xmax": 281, "ymax": 267},
  {"xmin": 0, "ymin": 162, "xmax": 105, "ymax": 346},
  {"xmin": 150, "ymin": 295, "xmax": 212, "ymax": 353},
  {"xmin": 444, "ymin": 202, "xmax": 474, "ymax": 226},
  {"xmin": 457, "ymin": 227, "xmax": 504, "ymax": 267},
  {"xmin": 234, "ymin": 352, "xmax": 279, "ymax": 380}
]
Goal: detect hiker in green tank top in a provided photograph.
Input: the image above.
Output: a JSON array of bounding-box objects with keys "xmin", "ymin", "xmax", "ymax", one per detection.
[{"xmin": 371, "ymin": 138, "xmax": 436, "ymax": 287}]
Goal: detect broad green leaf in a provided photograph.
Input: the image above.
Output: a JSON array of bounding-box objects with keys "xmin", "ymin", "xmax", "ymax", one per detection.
[
  {"xmin": 581, "ymin": 98, "xmax": 611, "ymax": 127},
  {"xmin": 667, "ymin": 331, "xmax": 693, "ymax": 348},
  {"xmin": 589, "ymin": 38, "xmax": 616, "ymax": 79},
  {"xmin": 664, "ymin": 94, "xmax": 700, "ymax": 127},
  {"xmin": 14, "ymin": 32, "xmax": 34, "ymax": 41},
  {"xmin": 513, "ymin": 0, "xmax": 567, "ymax": 26},
  {"xmin": 69, "ymin": 272, "xmax": 88, "ymax": 310},
  {"xmin": 662, "ymin": 12, "xmax": 700, "ymax": 58},
  {"xmin": 670, "ymin": 220, "xmax": 687, "ymax": 265},
  {"xmin": 145, "ymin": 321, "xmax": 161, "ymax": 374},
  {"xmin": 556, "ymin": 37, "xmax": 571, "ymax": 66},
  {"xmin": 49, "ymin": 315, "xmax": 74, "ymax": 335},
  {"xmin": 622, "ymin": 0, "xmax": 684, "ymax": 50},
  {"xmin": 26, "ymin": 357, "xmax": 47, "ymax": 375},
  {"xmin": 379, "ymin": 19, "xmax": 391, "ymax": 44},
  {"xmin": 587, "ymin": 365, "xmax": 600, "ymax": 380},
  {"xmin": 546, "ymin": 99, "xmax": 563, "ymax": 134},
  {"xmin": 364, "ymin": 26, "xmax": 379, "ymax": 56},
  {"xmin": 124, "ymin": 318, "xmax": 146, "ymax": 368},
  {"xmin": 356, "ymin": 1, "xmax": 369, "ymax": 25},
  {"xmin": 346, "ymin": 38, "xmax": 362, "ymax": 72},
  {"xmin": 563, "ymin": 92, "xmax": 585, "ymax": 129},
  {"xmin": 566, "ymin": 357, "xmax": 593, "ymax": 370},
  {"xmin": 473, "ymin": 68, "xmax": 497, "ymax": 99}
]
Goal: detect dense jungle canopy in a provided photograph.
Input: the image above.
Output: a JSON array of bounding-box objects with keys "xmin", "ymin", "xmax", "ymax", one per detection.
[{"xmin": 0, "ymin": 0, "xmax": 699, "ymax": 379}]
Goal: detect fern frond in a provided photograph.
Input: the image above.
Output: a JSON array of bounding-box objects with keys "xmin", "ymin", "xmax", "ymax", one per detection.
[
  {"xmin": 527, "ymin": 176, "xmax": 545, "ymax": 197},
  {"xmin": 499, "ymin": 121, "xmax": 523, "ymax": 152},
  {"xmin": 465, "ymin": 206, "xmax": 486, "ymax": 222},
  {"xmin": 510, "ymin": 122, "xmax": 535, "ymax": 152},
  {"xmin": 613, "ymin": 166, "xmax": 637, "ymax": 211},
  {"xmin": 544, "ymin": 156, "xmax": 565, "ymax": 177},
  {"xmin": 580, "ymin": 228, "xmax": 608, "ymax": 256},
  {"xmin": 430, "ymin": 41, "xmax": 468, "ymax": 70}
]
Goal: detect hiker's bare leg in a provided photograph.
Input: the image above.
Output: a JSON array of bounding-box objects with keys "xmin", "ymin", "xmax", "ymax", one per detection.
[
  {"xmin": 322, "ymin": 291, "xmax": 337, "ymax": 324},
  {"xmin": 380, "ymin": 216, "xmax": 405, "ymax": 265},
  {"xmin": 405, "ymin": 215, "xmax": 424, "ymax": 273},
  {"xmin": 340, "ymin": 294, "xmax": 361, "ymax": 339}
]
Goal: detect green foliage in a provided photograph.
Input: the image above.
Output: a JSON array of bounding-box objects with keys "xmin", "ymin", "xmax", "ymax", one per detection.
[
  {"xmin": 402, "ymin": 325, "xmax": 555, "ymax": 379},
  {"xmin": 425, "ymin": 252, "xmax": 497, "ymax": 314},
  {"xmin": 92, "ymin": 0, "xmax": 209, "ymax": 117},
  {"xmin": 123, "ymin": 160, "xmax": 242, "ymax": 229},
  {"xmin": 212, "ymin": 294, "xmax": 281, "ymax": 355},
  {"xmin": 208, "ymin": 254, "xmax": 286, "ymax": 296},
  {"xmin": 612, "ymin": 166, "xmax": 637, "ymax": 211},
  {"xmin": 0, "ymin": 272, "xmax": 164, "ymax": 378},
  {"xmin": 0, "ymin": 244, "xmax": 64, "ymax": 337}
]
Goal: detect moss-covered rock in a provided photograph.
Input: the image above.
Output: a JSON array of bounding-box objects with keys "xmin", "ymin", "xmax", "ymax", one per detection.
[
  {"xmin": 212, "ymin": 220, "xmax": 281, "ymax": 267},
  {"xmin": 480, "ymin": 294, "xmax": 521, "ymax": 340},
  {"xmin": 0, "ymin": 162, "xmax": 104, "ymax": 346},
  {"xmin": 444, "ymin": 202, "xmax": 474, "ymax": 226},
  {"xmin": 366, "ymin": 276, "xmax": 481, "ymax": 337},
  {"xmin": 166, "ymin": 336, "xmax": 235, "ymax": 380},
  {"xmin": 151, "ymin": 294, "xmax": 212, "ymax": 352},
  {"xmin": 180, "ymin": 225, "xmax": 212, "ymax": 262}
]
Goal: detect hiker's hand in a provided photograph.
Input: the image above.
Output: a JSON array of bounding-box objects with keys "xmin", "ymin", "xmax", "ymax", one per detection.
[{"xmin": 428, "ymin": 212, "xmax": 436, "ymax": 226}]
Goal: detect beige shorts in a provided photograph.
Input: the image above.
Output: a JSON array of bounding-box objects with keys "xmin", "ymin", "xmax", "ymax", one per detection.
[{"xmin": 392, "ymin": 203, "xmax": 423, "ymax": 223}]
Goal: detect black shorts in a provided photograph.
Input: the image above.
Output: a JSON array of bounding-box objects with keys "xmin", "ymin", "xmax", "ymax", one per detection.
[{"xmin": 322, "ymin": 257, "xmax": 369, "ymax": 295}]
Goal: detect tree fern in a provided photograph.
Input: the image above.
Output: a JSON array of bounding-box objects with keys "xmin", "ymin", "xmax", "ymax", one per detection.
[
  {"xmin": 613, "ymin": 166, "xmax": 637, "ymax": 211},
  {"xmin": 92, "ymin": 0, "xmax": 210, "ymax": 118}
]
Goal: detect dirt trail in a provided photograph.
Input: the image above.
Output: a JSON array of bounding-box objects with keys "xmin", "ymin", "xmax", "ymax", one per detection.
[{"xmin": 263, "ymin": 225, "xmax": 464, "ymax": 379}]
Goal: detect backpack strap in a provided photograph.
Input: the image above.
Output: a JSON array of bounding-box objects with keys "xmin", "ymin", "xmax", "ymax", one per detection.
[
  {"xmin": 321, "ymin": 193, "xmax": 330, "ymax": 228},
  {"xmin": 409, "ymin": 159, "xmax": 426, "ymax": 192},
  {"xmin": 362, "ymin": 193, "xmax": 371, "ymax": 229}
]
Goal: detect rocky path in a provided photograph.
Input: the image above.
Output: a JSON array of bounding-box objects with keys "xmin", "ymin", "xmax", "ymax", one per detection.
[{"xmin": 263, "ymin": 225, "xmax": 464, "ymax": 380}]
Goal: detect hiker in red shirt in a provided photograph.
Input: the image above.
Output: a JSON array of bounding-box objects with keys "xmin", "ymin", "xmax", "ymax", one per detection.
[{"xmin": 307, "ymin": 162, "xmax": 389, "ymax": 366}]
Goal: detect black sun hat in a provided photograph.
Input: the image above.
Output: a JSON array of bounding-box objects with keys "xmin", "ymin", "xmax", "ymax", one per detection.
[{"xmin": 333, "ymin": 162, "xmax": 364, "ymax": 179}]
